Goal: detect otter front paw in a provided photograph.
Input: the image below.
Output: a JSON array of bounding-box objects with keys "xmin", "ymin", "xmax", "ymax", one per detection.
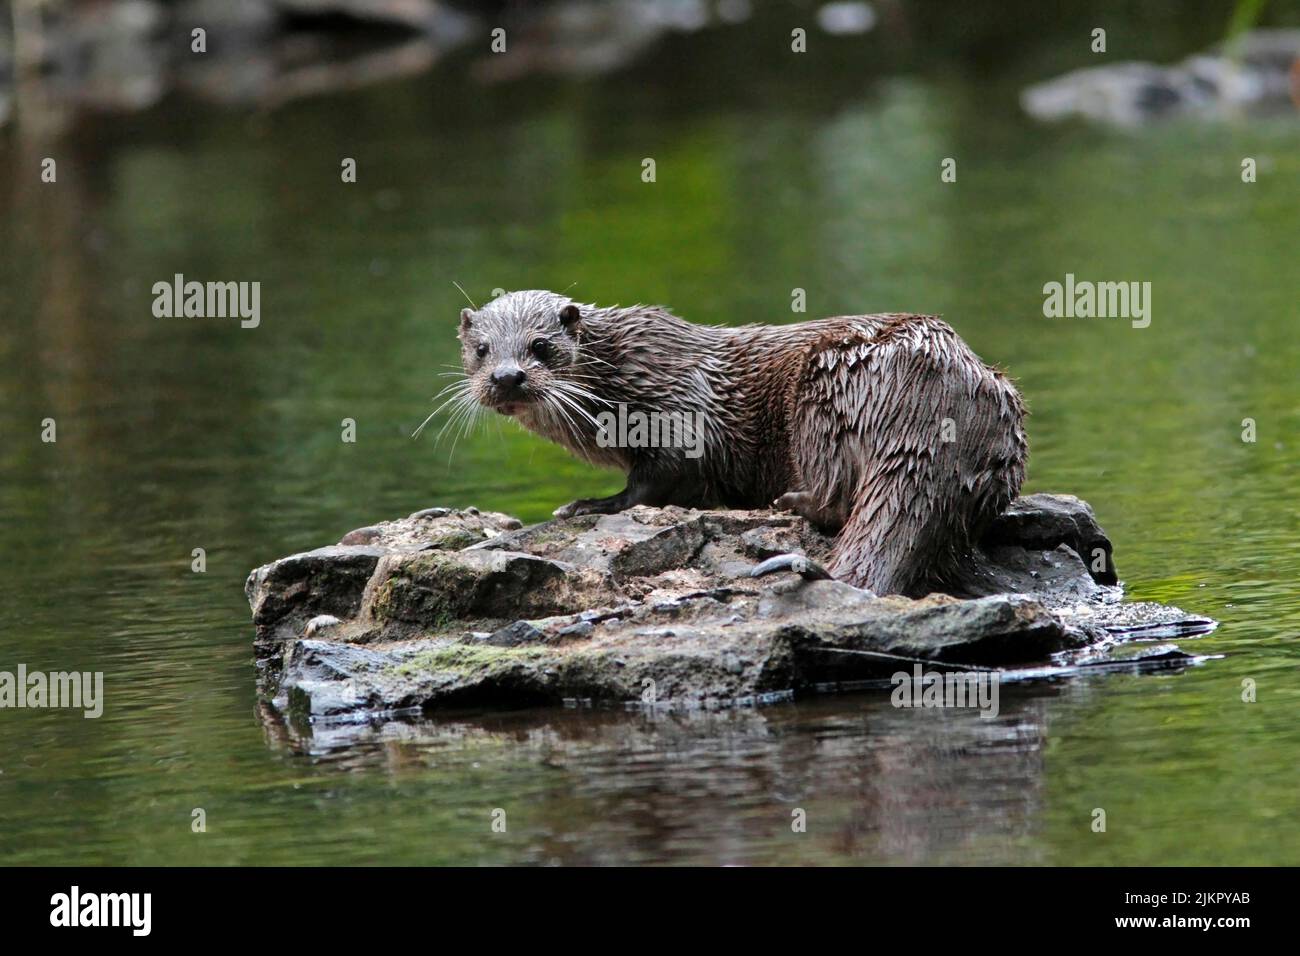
[{"xmin": 553, "ymin": 497, "xmax": 622, "ymax": 518}]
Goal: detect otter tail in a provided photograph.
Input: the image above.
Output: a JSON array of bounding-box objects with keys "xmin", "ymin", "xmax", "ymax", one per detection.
[{"xmin": 784, "ymin": 316, "xmax": 1027, "ymax": 597}]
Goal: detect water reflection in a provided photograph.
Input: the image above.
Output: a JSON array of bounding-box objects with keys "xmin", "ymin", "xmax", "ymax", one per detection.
[{"xmin": 256, "ymin": 679, "xmax": 1150, "ymax": 866}]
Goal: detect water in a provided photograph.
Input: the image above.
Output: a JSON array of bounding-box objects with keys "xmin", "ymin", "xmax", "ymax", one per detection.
[{"xmin": 1, "ymin": 8, "xmax": 1298, "ymax": 865}]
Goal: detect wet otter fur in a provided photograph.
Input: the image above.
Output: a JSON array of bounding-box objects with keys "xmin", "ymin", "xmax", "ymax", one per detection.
[{"xmin": 452, "ymin": 290, "xmax": 1027, "ymax": 597}]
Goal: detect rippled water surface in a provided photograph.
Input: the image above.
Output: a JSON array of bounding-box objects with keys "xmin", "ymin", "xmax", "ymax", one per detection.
[{"xmin": 1, "ymin": 5, "xmax": 1297, "ymax": 865}]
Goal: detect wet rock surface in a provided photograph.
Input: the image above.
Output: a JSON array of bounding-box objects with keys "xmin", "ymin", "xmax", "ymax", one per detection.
[{"xmin": 247, "ymin": 494, "xmax": 1216, "ymax": 725}]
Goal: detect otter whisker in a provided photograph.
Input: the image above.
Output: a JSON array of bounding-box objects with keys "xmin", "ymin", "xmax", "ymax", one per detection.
[
  {"xmin": 552, "ymin": 377, "xmax": 609, "ymax": 398},
  {"xmin": 428, "ymin": 379, "xmax": 471, "ymax": 402},
  {"xmin": 573, "ymin": 330, "xmax": 616, "ymax": 347},
  {"xmin": 413, "ymin": 383, "xmax": 475, "ymax": 439},
  {"xmin": 547, "ymin": 389, "xmax": 596, "ymax": 445},
  {"xmin": 539, "ymin": 394, "xmax": 581, "ymax": 445},
  {"xmin": 448, "ymin": 400, "xmax": 479, "ymax": 441},
  {"xmin": 544, "ymin": 389, "xmax": 583, "ymax": 432},
  {"xmin": 452, "ymin": 281, "xmax": 478, "ymax": 311},
  {"xmin": 548, "ymin": 387, "xmax": 603, "ymax": 430},
  {"xmin": 551, "ymin": 380, "xmax": 613, "ymax": 411},
  {"xmin": 413, "ymin": 399, "xmax": 453, "ymax": 440},
  {"xmin": 570, "ymin": 353, "xmax": 619, "ymax": 373},
  {"xmin": 562, "ymin": 367, "xmax": 609, "ymax": 385},
  {"xmin": 554, "ymin": 391, "xmax": 613, "ymax": 419},
  {"xmin": 435, "ymin": 393, "xmax": 483, "ymax": 458},
  {"xmin": 445, "ymin": 400, "xmax": 484, "ymax": 463}
]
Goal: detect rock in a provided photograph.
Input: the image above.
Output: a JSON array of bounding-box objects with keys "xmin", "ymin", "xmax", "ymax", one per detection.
[
  {"xmin": 11, "ymin": 0, "xmax": 478, "ymax": 123},
  {"xmin": 408, "ymin": 506, "xmax": 451, "ymax": 520},
  {"xmin": 467, "ymin": 1, "xmax": 676, "ymax": 83},
  {"xmin": 347, "ymin": 507, "xmax": 520, "ymax": 553},
  {"xmin": 480, "ymin": 620, "xmax": 547, "ymax": 647},
  {"xmin": 174, "ymin": 0, "xmax": 279, "ymax": 40},
  {"xmin": 960, "ymin": 543, "xmax": 1105, "ymax": 604},
  {"xmin": 982, "ymin": 492, "xmax": 1115, "ymax": 579},
  {"xmin": 470, "ymin": 507, "xmax": 828, "ymax": 582},
  {"xmin": 339, "ymin": 525, "xmax": 382, "ymax": 545},
  {"xmin": 246, "ymin": 498, "xmax": 1215, "ymax": 724},
  {"xmin": 816, "ymin": 3, "xmax": 876, "ymax": 37},
  {"xmin": 361, "ymin": 548, "xmax": 621, "ymax": 632},
  {"xmin": 245, "ymin": 544, "xmax": 388, "ymax": 649},
  {"xmin": 276, "ymin": 0, "xmax": 456, "ymax": 34},
  {"xmin": 305, "ymin": 613, "xmax": 342, "ymax": 636},
  {"xmin": 1022, "ymin": 30, "xmax": 1300, "ymax": 126}
]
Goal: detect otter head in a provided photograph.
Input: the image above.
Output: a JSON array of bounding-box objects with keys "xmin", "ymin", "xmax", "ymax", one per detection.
[{"xmin": 458, "ymin": 290, "xmax": 585, "ymax": 417}]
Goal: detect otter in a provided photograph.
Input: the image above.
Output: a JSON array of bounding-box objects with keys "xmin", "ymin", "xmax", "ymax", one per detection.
[{"xmin": 451, "ymin": 290, "xmax": 1027, "ymax": 597}]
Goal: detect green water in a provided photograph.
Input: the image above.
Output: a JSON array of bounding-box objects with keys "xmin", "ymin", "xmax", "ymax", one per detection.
[{"xmin": 1, "ymin": 9, "xmax": 1298, "ymax": 865}]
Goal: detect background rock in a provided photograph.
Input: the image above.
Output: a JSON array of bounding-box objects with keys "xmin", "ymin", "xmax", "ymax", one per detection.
[{"xmin": 1022, "ymin": 30, "xmax": 1300, "ymax": 126}]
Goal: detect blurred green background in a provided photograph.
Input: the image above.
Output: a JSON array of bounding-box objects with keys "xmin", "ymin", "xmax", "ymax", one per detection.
[{"xmin": 0, "ymin": 1, "xmax": 1297, "ymax": 864}]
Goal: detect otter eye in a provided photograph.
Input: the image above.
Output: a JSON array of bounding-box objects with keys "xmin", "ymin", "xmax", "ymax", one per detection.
[
  {"xmin": 475, "ymin": 343, "xmax": 489, "ymax": 359},
  {"xmin": 530, "ymin": 338, "xmax": 549, "ymax": 360}
]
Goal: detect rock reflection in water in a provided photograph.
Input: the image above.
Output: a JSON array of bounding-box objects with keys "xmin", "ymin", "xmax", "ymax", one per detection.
[{"xmin": 258, "ymin": 682, "xmax": 1103, "ymax": 865}]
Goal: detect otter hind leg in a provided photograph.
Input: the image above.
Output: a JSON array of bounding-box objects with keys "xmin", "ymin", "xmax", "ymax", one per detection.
[{"xmin": 789, "ymin": 317, "xmax": 1027, "ymax": 596}]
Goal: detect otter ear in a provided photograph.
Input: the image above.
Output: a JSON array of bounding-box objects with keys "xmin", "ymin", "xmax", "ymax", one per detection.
[
  {"xmin": 459, "ymin": 307, "xmax": 474, "ymax": 330},
  {"xmin": 558, "ymin": 304, "xmax": 580, "ymax": 328}
]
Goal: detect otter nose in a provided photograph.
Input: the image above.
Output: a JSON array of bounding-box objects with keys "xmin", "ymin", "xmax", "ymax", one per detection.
[{"xmin": 491, "ymin": 367, "xmax": 527, "ymax": 390}]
